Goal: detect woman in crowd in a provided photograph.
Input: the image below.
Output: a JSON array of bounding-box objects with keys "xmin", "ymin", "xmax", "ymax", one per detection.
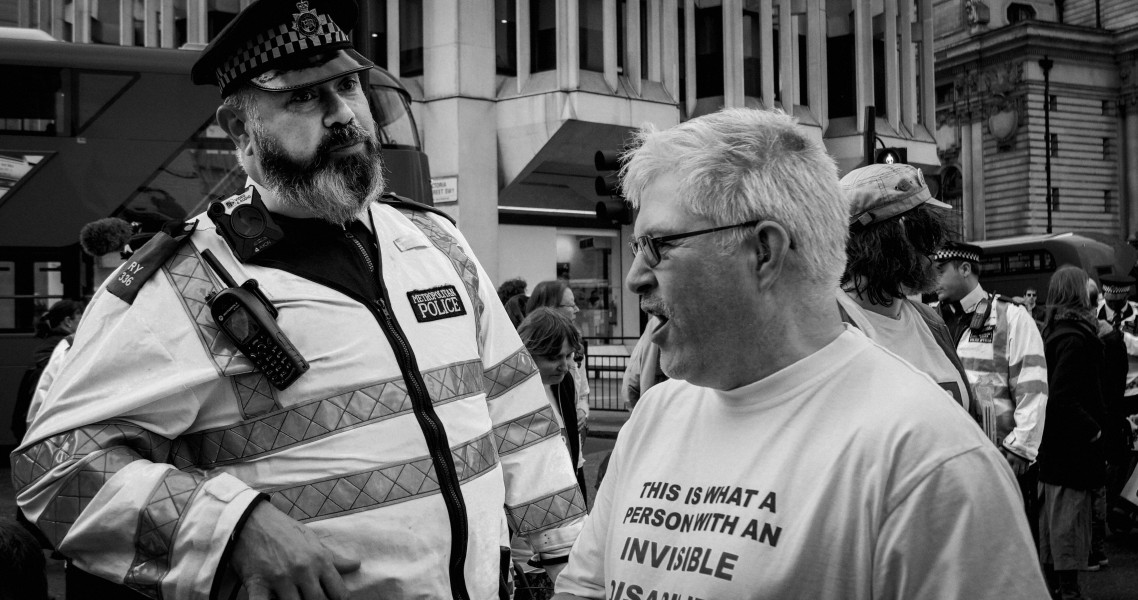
[
  {"xmin": 524, "ymin": 280, "xmax": 590, "ymax": 436},
  {"xmin": 512, "ymin": 307, "xmax": 588, "ymax": 599},
  {"xmin": 1037, "ymin": 265, "xmax": 1108, "ymax": 600}
]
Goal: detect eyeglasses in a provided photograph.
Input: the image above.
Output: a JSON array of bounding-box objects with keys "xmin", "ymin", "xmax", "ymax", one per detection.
[{"xmin": 630, "ymin": 219, "xmax": 780, "ymax": 268}]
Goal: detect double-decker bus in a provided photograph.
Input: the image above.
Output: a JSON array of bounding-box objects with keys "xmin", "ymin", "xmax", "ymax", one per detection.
[{"xmin": 0, "ymin": 31, "xmax": 432, "ymax": 447}]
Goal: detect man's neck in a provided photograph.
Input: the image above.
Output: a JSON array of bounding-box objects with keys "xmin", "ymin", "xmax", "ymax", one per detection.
[
  {"xmin": 845, "ymin": 287, "xmax": 903, "ymax": 319},
  {"xmin": 712, "ymin": 292, "xmax": 845, "ymax": 391}
]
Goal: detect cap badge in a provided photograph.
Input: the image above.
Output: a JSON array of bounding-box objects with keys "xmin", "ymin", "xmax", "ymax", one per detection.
[{"xmin": 293, "ymin": 1, "xmax": 320, "ymax": 36}]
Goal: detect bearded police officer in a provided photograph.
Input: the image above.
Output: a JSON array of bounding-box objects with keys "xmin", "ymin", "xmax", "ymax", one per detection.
[{"xmin": 12, "ymin": 1, "xmax": 584, "ymax": 598}]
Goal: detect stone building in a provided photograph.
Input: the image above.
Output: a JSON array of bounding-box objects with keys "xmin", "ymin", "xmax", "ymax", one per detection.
[{"xmin": 934, "ymin": 0, "xmax": 1138, "ymax": 242}]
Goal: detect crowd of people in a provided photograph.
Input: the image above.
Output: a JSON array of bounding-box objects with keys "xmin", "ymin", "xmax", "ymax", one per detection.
[{"xmin": 5, "ymin": 1, "xmax": 1138, "ymax": 599}]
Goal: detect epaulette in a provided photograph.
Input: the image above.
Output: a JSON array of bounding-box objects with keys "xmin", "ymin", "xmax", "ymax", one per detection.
[
  {"xmin": 105, "ymin": 220, "xmax": 198, "ymax": 305},
  {"xmin": 379, "ymin": 193, "xmax": 456, "ymax": 225}
]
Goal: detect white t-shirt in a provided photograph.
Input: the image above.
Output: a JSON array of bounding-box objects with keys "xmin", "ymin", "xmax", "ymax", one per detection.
[
  {"xmin": 556, "ymin": 328, "xmax": 1048, "ymax": 600},
  {"xmin": 838, "ymin": 292, "xmax": 970, "ymax": 410}
]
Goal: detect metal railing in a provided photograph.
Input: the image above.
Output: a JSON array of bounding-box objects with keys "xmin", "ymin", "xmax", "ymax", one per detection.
[{"xmin": 581, "ymin": 336, "xmax": 638, "ymax": 411}]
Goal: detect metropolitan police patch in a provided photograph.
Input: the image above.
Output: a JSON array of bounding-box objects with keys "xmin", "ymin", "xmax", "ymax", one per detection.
[{"xmin": 407, "ymin": 285, "xmax": 467, "ymax": 323}]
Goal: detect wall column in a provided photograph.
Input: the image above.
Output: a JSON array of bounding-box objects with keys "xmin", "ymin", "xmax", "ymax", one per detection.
[
  {"xmin": 421, "ymin": 0, "xmax": 502, "ymax": 283},
  {"xmin": 1124, "ymin": 98, "xmax": 1138, "ymax": 239}
]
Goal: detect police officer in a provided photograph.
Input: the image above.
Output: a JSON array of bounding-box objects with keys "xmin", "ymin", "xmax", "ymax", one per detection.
[
  {"xmin": 934, "ymin": 241, "xmax": 1049, "ymax": 523},
  {"xmin": 12, "ymin": 1, "xmax": 584, "ymax": 599}
]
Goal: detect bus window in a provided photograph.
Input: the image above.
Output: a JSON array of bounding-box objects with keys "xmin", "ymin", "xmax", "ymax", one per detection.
[
  {"xmin": 113, "ymin": 117, "xmax": 244, "ymax": 235},
  {"xmin": 0, "ymin": 65, "xmax": 62, "ymax": 135},
  {"xmin": 0, "ymin": 261, "xmax": 13, "ymax": 329},
  {"xmin": 369, "ymin": 86, "xmax": 420, "ymax": 150}
]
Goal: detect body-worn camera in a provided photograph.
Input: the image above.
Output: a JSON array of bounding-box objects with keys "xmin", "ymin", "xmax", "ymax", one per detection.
[
  {"xmin": 208, "ymin": 186, "xmax": 284, "ymax": 261},
  {"xmin": 202, "ymin": 249, "xmax": 308, "ymax": 390}
]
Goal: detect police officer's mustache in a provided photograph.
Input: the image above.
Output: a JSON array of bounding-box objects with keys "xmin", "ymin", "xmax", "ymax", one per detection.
[{"xmin": 317, "ymin": 124, "xmax": 373, "ymax": 157}]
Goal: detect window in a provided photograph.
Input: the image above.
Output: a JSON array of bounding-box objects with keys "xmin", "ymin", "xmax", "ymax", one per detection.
[
  {"xmin": 1103, "ymin": 100, "xmax": 1111, "ymax": 115},
  {"xmin": 1006, "ymin": 3, "xmax": 1036, "ymax": 24},
  {"xmin": 0, "ymin": 66, "xmax": 62, "ymax": 134},
  {"xmin": 1049, "ymin": 133, "xmax": 1058, "ymax": 157},
  {"xmin": 1105, "ymin": 190, "xmax": 1114, "ymax": 214},
  {"xmin": 399, "ymin": 0, "xmax": 424, "ymax": 77},
  {"xmin": 496, "ymin": 0, "xmax": 517, "ymax": 75},
  {"xmin": 0, "ymin": 261, "xmax": 12, "ymax": 329},
  {"xmin": 1104, "ymin": 138, "xmax": 1111, "ymax": 160},
  {"xmin": 580, "ymin": 0, "xmax": 605, "ymax": 72},
  {"xmin": 363, "ymin": 0, "xmax": 389, "ymax": 67},
  {"xmin": 826, "ymin": 33, "xmax": 856, "ymax": 118},
  {"xmin": 113, "ymin": 117, "xmax": 242, "ymax": 236},
  {"xmin": 1048, "ymin": 95, "xmax": 1057, "ymax": 111},
  {"xmin": 694, "ymin": 5, "xmax": 724, "ymax": 98},
  {"xmin": 531, "ymin": 0, "xmax": 557, "ymax": 72},
  {"xmin": 1051, "ymin": 187, "xmax": 1060, "ymax": 212}
]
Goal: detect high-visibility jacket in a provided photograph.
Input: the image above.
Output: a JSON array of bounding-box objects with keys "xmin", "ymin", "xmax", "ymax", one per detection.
[
  {"xmin": 953, "ymin": 285, "xmax": 1049, "ymax": 461},
  {"xmin": 1098, "ymin": 301, "xmax": 1138, "ymax": 398},
  {"xmin": 11, "ymin": 188, "xmax": 585, "ymax": 599}
]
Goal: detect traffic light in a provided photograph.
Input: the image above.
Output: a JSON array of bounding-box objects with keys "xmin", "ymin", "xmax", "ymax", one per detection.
[
  {"xmin": 874, "ymin": 147, "xmax": 907, "ymax": 164},
  {"xmin": 594, "ymin": 150, "xmax": 633, "ymax": 225}
]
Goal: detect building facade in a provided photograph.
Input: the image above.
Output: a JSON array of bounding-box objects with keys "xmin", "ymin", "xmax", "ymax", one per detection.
[
  {"xmin": 2, "ymin": 0, "xmax": 939, "ymax": 338},
  {"xmin": 933, "ymin": 0, "xmax": 1138, "ymax": 242}
]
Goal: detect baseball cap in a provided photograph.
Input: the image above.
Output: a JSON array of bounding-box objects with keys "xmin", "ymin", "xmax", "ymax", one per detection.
[
  {"xmin": 191, "ymin": 0, "xmax": 373, "ymax": 98},
  {"xmin": 842, "ymin": 163, "xmax": 952, "ymax": 229}
]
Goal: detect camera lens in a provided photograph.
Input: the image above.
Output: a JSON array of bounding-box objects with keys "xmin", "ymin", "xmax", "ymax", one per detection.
[{"xmin": 230, "ymin": 205, "xmax": 266, "ymax": 238}]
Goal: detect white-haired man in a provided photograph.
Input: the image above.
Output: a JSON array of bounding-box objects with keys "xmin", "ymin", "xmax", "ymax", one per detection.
[
  {"xmin": 12, "ymin": 1, "xmax": 584, "ymax": 598},
  {"xmin": 553, "ymin": 108, "xmax": 1048, "ymax": 599}
]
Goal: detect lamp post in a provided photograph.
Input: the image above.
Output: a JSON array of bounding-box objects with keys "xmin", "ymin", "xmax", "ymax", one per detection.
[{"xmin": 1040, "ymin": 56, "xmax": 1053, "ymax": 233}]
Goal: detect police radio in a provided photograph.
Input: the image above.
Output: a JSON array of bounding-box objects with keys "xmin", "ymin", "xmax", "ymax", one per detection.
[
  {"xmin": 208, "ymin": 186, "xmax": 284, "ymax": 262},
  {"xmin": 201, "ymin": 249, "xmax": 309, "ymax": 390}
]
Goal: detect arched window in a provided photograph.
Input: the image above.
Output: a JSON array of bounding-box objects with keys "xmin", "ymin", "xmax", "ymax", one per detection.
[{"xmin": 1007, "ymin": 3, "xmax": 1036, "ymax": 24}]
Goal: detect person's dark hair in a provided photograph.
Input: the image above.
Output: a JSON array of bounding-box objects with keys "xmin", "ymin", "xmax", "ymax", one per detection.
[
  {"xmin": 1044, "ymin": 265, "xmax": 1092, "ymax": 331},
  {"xmin": 496, "ymin": 277, "xmax": 527, "ymax": 305},
  {"xmin": 0, "ymin": 517, "xmax": 50, "ymax": 600},
  {"xmin": 518, "ymin": 307, "xmax": 582, "ymax": 359},
  {"xmin": 35, "ymin": 299, "xmax": 85, "ymax": 338},
  {"xmin": 526, "ymin": 280, "xmax": 571, "ymax": 314},
  {"xmin": 841, "ymin": 204, "xmax": 950, "ymax": 305}
]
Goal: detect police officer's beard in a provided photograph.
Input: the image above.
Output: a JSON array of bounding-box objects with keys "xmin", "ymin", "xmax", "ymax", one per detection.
[{"xmin": 256, "ymin": 124, "xmax": 386, "ymax": 225}]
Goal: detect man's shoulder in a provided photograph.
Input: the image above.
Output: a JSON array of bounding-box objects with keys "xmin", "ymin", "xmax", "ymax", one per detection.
[{"xmin": 377, "ymin": 193, "xmax": 456, "ymax": 225}]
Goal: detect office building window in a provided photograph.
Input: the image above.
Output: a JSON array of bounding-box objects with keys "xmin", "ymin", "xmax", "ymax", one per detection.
[
  {"xmin": 496, "ymin": 0, "xmax": 517, "ymax": 75},
  {"xmin": 1048, "ymin": 94, "xmax": 1057, "ymax": 111},
  {"xmin": 580, "ymin": 0, "xmax": 604, "ymax": 72},
  {"xmin": 531, "ymin": 0, "xmax": 557, "ymax": 72},
  {"xmin": 1051, "ymin": 188, "xmax": 1060, "ymax": 212},
  {"xmin": 1104, "ymin": 138, "xmax": 1110, "ymax": 160},
  {"xmin": 1049, "ymin": 133, "xmax": 1058, "ymax": 157},
  {"xmin": 1105, "ymin": 190, "xmax": 1114, "ymax": 214},
  {"xmin": 400, "ymin": 0, "xmax": 424, "ymax": 77},
  {"xmin": 694, "ymin": 5, "xmax": 723, "ymax": 98},
  {"xmin": 362, "ymin": 0, "xmax": 389, "ymax": 68}
]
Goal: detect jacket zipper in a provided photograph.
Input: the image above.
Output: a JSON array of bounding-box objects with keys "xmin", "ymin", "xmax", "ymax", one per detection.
[{"xmin": 345, "ymin": 226, "xmax": 471, "ymax": 600}]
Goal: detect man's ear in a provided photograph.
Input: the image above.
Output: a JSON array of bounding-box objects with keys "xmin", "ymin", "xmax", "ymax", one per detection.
[
  {"xmin": 215, "ymin": 104, "xmax": 254, "ymax": 158},
  {"xmin": 752, "ymin": 221, "xmax": 792, "ymax": 287}
]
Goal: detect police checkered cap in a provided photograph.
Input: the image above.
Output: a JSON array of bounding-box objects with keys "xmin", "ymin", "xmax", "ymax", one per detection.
[
  {"xmin": 1101, "ymin": 275, "xmax": 1135, "ymax": 300},
  {"xmin": 932, "ymin": 241, "xmax": 982, "ymax": 264},
  {"xmin": 191, "ymin": 0, "xmax": 370, "ymax": 97}
]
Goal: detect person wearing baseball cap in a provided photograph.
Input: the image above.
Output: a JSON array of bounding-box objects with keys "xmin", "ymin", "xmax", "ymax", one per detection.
[
  {"xmin": 12, "ymin": 2, "xmax": 586, "ymax": 599},
  {"xmin": 934, "ymin": 236, "xmax": 1049, "ymax": 538},
  {"xmin": 837, "ymin": 163, "xmax": 975, "ymax": 416}
]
